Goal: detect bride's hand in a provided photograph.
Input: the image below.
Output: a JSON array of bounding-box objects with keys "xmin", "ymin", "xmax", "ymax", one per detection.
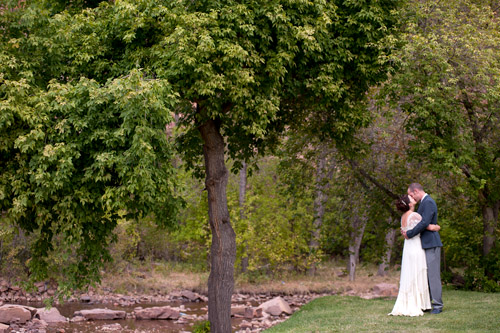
[{"xmin": 426, "ymin": 224, "xmax": 441, "ymax": 231}]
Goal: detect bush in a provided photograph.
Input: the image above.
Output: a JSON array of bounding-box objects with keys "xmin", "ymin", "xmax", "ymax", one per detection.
[{"xmin": 192, "ymin": 320, "xmax": 210, "ymax": 333}]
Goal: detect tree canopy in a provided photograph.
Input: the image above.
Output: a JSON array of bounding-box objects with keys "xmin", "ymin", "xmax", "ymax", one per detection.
[{"xmin": 1, "ymin": 0, "xmax": 400, "ymax": 330}]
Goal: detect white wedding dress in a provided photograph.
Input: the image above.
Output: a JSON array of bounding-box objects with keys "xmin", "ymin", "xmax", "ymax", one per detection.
[{"xmin": 389, "ymin": 212, "xmax": 431, "ymax": 316}]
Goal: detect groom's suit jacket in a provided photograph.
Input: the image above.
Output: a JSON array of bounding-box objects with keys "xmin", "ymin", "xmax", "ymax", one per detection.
[{"xmin": 405, "ymin": 194, "xmax": 443, "ymax": 249}]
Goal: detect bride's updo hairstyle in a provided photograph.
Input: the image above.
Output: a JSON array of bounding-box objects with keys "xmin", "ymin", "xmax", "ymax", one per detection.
[{"xmin": 396, "ymin": 195, "xmax": 411, "ymax": 212}]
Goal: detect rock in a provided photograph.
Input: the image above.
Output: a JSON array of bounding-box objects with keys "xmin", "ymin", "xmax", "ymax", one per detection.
[
  {"xmin": 231, "ymin": 306, "xmax": 246, "ymax": 317},
  {"xmin": 372, "ymin": 283, "xmax": 398, "ymax": 297},
  {"xmin": 20, "ymin": 305, "xmax": 38, "ymax": 317},
  {"xmin": 36, "ymin": 307, "xmax": 67, "ymax": 323},
  {"xmin": 135, "ymin": 306, "xmax": 180, "ymax": 320},
  {"xmin": 0, "ymin": 304, "xmax": 32, "ymax": 324},
  {"xmin": 74, "ymin": 309, "xmax": 126, "ymax": 320},
  {"xmin": 120, "ymin": 296, "xmax": 135, "ymax": 302},
  {"xmin": 180, "ymin": 290, "xmax": 204, "ymax": 302},
  {"xmin": 80, "ymin": 295, "xmax": 92, "ymax": 303},
  {"xmin": 244, "ymin": 307, "xmax": 262, "ymax": 319},
  {"xmin": 70, "ymin": 315, "xmax": 85, "ymax": 322},
  {"xmin": 258, "ymin": 297, "xmax": 292, "ymax": 316},
  {"xmin": 240, "ymin": 320, "xmax": 253, "ymax": 329},
  {"xmin": 0, "ymin": 323, "xmax": 8, "ymax": 333},
  {"xmin": 28, "ymin": 318, "xmax": 48, "ymax": 329},
  {"xmin": 99, "ymin": 323, "xmax": 123, "ymax": 331}
]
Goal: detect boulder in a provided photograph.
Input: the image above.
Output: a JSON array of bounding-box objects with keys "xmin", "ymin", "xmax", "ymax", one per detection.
[
  {"xmin": 20, "ymin": 305, "xmax": 38, "ymax": 317},
  {"xmin": 231, "ymin": 306, "xmax": 246, "ymax": 317},
  {"xmin": 74, "ymin": 309, "xmax": 126, "ymax": 320},
  {"xmin": 245, "ymin": 307, "xmax": 262, "ymax": 319},
  {"xmin": 36, "ymin": 307, "xmax": 67, "ymax": 323},
  {"xmin": 258, "ymin": 297, "xmax": 292, "ymax": 316},
  {"xmin": 0, "ymin": 304, "xmax": 32, "ymax": 324},
  {"xmin": 180, "ymin": 290, "xmax": 204, "ymax": 302},
  {"xmin": 135, "ymin": 306, "xmax": 180, "ymax": 320},
  {"xmin": 372, "ymin": 283, "xmax": 398, "ymax": 297},
  {"xmin": 0, "ymin": 323, "xmax": 8, "ymax": 333}
]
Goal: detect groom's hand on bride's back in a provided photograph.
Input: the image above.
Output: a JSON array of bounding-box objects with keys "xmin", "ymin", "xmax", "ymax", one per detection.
[{"xmin": 401, "ymin": 229, "xmax": 409, "ymax": 239}]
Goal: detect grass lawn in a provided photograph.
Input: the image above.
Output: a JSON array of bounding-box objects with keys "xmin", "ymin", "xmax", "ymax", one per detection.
[{"xmin": 266, "ymin": 288, "xmax": 500, "ymax": 332}]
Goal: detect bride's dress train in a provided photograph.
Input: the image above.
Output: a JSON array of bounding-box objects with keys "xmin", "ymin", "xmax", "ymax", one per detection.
[{"xmin": 389, "ymin": 212, "xmax": 431, "ymax": 316}]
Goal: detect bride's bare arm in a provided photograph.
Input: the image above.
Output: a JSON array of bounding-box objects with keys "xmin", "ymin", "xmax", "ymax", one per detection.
[{"xmin": 426, "ymin": 224, "xmax": 441, "ymax": 231}]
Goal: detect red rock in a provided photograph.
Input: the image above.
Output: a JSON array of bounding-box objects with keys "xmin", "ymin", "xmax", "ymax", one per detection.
[
  {"xmin": 135, "ymin": 306, "xmax": 180, "ymax": 320},
  {"xmin": 258, "ymin": 297, "xmax": 292, "ymax": 316},
  {"xmin": 36, "ymin": 307, "xmax": 67, "ymax": 323},
  {"xmin": 74, "ymin": 309, "xmax": 126, "ymax": 320},
  {"xmin": 0, "ymin": 304, "xmax": 32, "ymax": 324},
  {"xmin": 231, "ymin": 306, "xmax": 246, "ymax": 316}
]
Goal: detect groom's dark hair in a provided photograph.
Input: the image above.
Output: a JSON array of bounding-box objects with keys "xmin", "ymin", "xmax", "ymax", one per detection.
[{"xmin": 408, "ymin": 183, "xmax": 423, "ymax": 192}]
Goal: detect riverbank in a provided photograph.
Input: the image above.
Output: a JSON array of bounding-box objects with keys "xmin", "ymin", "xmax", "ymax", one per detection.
[
  {"xmin": 0, "ymin": 262, "xmax": 401, "ymax": 332},
  {"xmin": 96, "ymin": 261, "xmax": 401, "ymax": 297}
]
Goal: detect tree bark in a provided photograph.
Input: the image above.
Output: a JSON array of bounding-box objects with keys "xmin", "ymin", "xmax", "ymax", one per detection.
[
  {"xmin": 308, "ymin": 148, "xmax": 330, "ymax": 276},
  {"xmin": 377, "ymin": 222, "xmax": 397, "ymax": 277},
  {"xmin": 481, "ymin": 200, "xmax": 499, "ymax": 257},
  {"xmin": 347, "ymin": 214, "xmax": 367, "ymax": 281},
  {"xmin": 239, "ymin": 161, "xmax": 249, "ymax": 273},
  {"xmin": 199, "ymin": 119, "xmax": 236, "ymax": 333}
]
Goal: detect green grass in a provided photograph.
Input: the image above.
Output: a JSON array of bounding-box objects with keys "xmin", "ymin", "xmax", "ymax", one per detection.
[{"xmin": 266, "ymin": 288, "xmax": 500, "ymax": 332}]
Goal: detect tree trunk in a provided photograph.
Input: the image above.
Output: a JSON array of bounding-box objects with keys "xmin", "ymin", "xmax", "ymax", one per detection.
[
  {"xmin": 481, "ymin": 200, "xmax": 499, "ymax": 257},
  {"xmin": 239, "ymin": 161, "xmax": 249, "ymax": 273},
  {"xmin": 199, "ymin": 119, "xmax": 236, "ymax": 333},
  {"xmin": 308, "ymin": 148, "xmax": 329, "ymax": 276},
  {"xmin": 347, "ymin": 215, "xmax": 367, "ymax": 281},
  {"xmin": 377, "ymin": 222, "xmax": 397, "ymax": 277}
]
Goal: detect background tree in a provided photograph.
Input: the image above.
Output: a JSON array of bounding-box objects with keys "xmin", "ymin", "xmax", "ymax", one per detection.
[{"xmin": 381, "ymin": 0, "xmax": 500, "ymax": 288}]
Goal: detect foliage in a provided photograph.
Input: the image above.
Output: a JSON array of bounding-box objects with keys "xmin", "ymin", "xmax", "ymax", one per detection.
[
  {"xmin": 380, "ymin": 0, "xmax": 500, "ymax": 288},
  {"xmin": 0, "ymin": 0, "xmax": 183, "ymax": 291},
  {"xmin": 192, "ymin": 320, "xmax": 211, "ymax": 333},
  {"xmin": 1, "ymin": 0, "xmax": 401, "ymax": 308},
  {"xmin": 0, "ymin": 220, "xmax": 30, "ymax": 281},
  {"xmin": 231, "ymin": 157, "xmax": 316, "ymax": 275}
]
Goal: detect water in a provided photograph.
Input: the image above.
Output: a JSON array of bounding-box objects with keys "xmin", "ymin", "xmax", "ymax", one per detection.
[{"xmin": 25, "ymin": 300, "xmax": 246, "ymax": 332}]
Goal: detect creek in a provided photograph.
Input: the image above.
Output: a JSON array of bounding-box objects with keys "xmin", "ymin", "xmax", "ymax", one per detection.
[{"xmin": 18, "ymin": 300, "xmax": 247, "ymax": 332}]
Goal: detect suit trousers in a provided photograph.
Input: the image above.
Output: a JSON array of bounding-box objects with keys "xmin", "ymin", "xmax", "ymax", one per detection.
[{"xmin": 425, "ymin": 247, "xmax": 443, "ymax": 310}]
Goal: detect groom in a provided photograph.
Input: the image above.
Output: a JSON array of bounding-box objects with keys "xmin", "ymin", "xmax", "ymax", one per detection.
[{"xmin": 402, "ymin": 183, "xmax": 443, "ymax": 314}]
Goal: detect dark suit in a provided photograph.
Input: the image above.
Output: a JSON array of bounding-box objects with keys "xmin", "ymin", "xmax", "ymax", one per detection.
[
  {"xmin": 406, "ymin": 195, "xmax": 442, "ymax": 248},
  {"xmin": 406, "ymin": 194, "xmax": 443, "ymax": 311}
]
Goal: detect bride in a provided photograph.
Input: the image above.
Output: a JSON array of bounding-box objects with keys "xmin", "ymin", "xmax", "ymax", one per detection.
[{"xmin": 389, "ymin": 194, "xmax": 440, "ymax": 316}]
